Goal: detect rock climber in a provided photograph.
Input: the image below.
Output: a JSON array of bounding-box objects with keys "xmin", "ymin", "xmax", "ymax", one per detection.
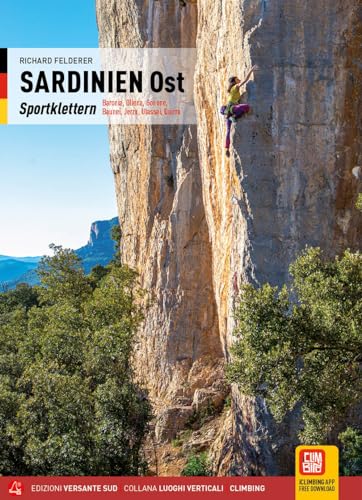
[{"xmin": 222, "ymin": 65, "xmax": 258, "ymax": 157}]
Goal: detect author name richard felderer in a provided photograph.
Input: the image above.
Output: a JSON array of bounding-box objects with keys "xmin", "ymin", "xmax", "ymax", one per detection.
[{"xmin": 19, "ymin": 102, "xmax": 96, "ymax": 117}]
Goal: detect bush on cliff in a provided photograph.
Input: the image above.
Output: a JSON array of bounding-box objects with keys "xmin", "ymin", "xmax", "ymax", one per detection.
[
  {"xmin": 0, "ymin": 246, "xmax": 151, "ymax": 475},
  {"xmin": 339, "ymin": 427, "xmax": 362, "ymax": 476},
  {"xmin": 227, "ymin": 248, "xmax": 361, "ymax": 446},
  {"xmin": 181, "ymin": 452, "xmax": 211, "ymax": 476}
]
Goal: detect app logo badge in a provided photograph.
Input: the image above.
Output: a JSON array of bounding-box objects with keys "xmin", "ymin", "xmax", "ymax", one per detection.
[{"xmin": 299, "ymin": 449, "xmax": 326, "ymax": 475}]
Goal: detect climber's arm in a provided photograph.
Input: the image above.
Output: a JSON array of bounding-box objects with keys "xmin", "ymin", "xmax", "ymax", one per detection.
[{"xmin": 237, "ymin": 65, "xmax": 258, "ymax": 87}]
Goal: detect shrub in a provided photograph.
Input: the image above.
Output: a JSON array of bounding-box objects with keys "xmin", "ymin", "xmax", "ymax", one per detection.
[
  {"xmin": 339, "ymin": 427, "xmax": 362, "ymax": 476},
  {"xmin": 181, "ymin": 452, "xmax": 211, "ymax": 476}
]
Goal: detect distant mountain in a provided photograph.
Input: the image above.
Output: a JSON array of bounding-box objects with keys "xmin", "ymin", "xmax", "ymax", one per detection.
[
  {"xmin": 76, "ymin": 217, "xmax": 119, "ymax": 274},
  {"xmin": 0, "ymin": 217, "xmax": 119, "ymax": 289},
  {"xmin": 0, "ymin": 256, "xmax": 41, "ymax": 283},
  {"xmin": 0, "ymin": 255, "xmax": 40, "ymax": 263}
]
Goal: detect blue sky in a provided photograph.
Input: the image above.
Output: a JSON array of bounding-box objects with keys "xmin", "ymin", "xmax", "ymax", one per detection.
[{"xmin": 0, "ymin": 0, "xmax": 117, "ymax": 256}]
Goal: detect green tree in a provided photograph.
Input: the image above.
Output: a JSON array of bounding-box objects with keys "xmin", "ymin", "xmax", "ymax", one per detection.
[
  {"xmin": 111, "ymin": 225, "xmax": 122, "ymax": 258},
  {"xmin": 0, "ymin": 283, "xmax": 39, "ymax": 314},
  {"xmin": 227, "ymin": 248, "xmax": 362, "ymax": 444},
  {"xmin": 339, "ymin": 427, "xmax": 362, "ymax": 476},
  {"xmin": 0, "ymin": 246, "xmax": 151, "ymax": 475},
  {"xmin": 37, "ymin": 244, "xmax": 92, "ymax": 307}
]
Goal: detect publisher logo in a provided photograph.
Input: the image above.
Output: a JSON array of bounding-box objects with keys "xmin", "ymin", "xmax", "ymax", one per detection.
[
  {"xmin": 8, "ymin": 480, "xmax": 24, "ymax": 496},
  {"xmin": 299, "ymin": 449, "xmax": 325, "ymax": 475}
]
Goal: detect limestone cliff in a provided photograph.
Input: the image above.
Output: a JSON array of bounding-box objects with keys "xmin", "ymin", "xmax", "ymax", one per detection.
[
  {"xmin": 96, "ymin": 1, "xmax": 226, "ymax": 452},
  {"xmin": 96, "ymin": 0, "xmax": 362, "ymax": 475}
]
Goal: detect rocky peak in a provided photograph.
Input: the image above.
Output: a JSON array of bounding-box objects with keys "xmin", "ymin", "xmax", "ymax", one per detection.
[{"xmin": 87, "ymin": 217, "xmax": 119, "ymax": 247}]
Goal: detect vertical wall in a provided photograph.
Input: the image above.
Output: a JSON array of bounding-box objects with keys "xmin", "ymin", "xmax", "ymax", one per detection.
[
  {"xmin": 96, "ymin": 0, "xmax": 225, "ymax": 446},
  {"xmin": 195, "ymin": 0, "xmax": 361, "ymax": 473},
  {"xmin": 97, "ymin": 0, "xmax": 362, "ymax": 474}
]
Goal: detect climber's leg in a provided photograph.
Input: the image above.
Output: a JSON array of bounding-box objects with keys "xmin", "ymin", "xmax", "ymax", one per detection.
[
  {"xmin": 224, "ymin": 104, "xmax": 251, "ymax": 157},
  {"xmin": 225, "ymin": 118, "xmax": 232, "ymax": 157},
  {"xmin": 232, "ymin": 103, "xmax": 250, "ymax": 119}
]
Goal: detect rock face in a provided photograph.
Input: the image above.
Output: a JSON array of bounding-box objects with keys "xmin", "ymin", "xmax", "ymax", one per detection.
[
  {"xmin": 96, "ymin": 0, "xmax": 225, "ymax": 427},
  {"xmin": 96, "ymin": 0, "xmax": 362, "ymax": 475},
  {"xmin": 87, "ymin": 218, "xmax": 118, "ymax": 248}
]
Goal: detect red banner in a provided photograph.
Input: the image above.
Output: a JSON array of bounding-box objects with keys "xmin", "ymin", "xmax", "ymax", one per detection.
[{"xmin": 0, "ymin": 477, "xmax": 361, "ymax": 500}]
